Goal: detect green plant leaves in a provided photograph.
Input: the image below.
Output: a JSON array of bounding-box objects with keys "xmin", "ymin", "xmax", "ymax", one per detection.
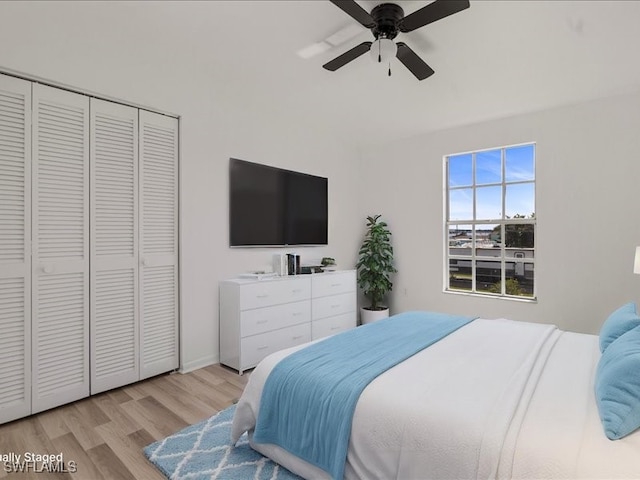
[{"xmin": 356, "ymin": 214, "xmax": 397, "ymax": 310}]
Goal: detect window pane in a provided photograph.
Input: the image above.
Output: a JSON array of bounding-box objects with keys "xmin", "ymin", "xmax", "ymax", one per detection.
[
  {"xmin": 476, "ymin": 186, "xmax": 502, "ymax": 220},
  {"xmin": 475, "ymin": 259, "xmax": 501, "ymax": 293},
  {"xmin": 448, "ymin": 154, "xmax": 472, "ymax": 187},
  {"xmin": 476, "ymin": 224, "xmax": 500, "ymax": 257},
  {"xmin": 505, "ymin": 223, "xmax": 534, "ymax": 258},
  {"xmin": 505, "ymin": 261, "xmax": 534, "ymax": 297},
  {"xmin": 449, "ymin": 188, "xmax": 473, "ymax": 221},
  {"xmin": 505, "ymin": 182, "xmax": 534, "ymax": 219},
  {"xmin": 449, "ymin": 258, "xmax": 471, "ymax": 291},
  {"xmin": 476, "ymin": 149, "xmax": 501, "ymax": 185},
  {"xmin": 449, "ymin": 225, "xmax": 472, "ymax": 256},
  {"xmin": 505, "ymin": 144, "xmax": 534, "ymax": 182}
]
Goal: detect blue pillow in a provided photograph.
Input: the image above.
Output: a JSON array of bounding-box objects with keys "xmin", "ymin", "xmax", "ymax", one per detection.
[
  {"xmin": 599, "ymin": 302, "xmax": 640, "ymax": 353},
  {"xmin": 595, "ymin": 325, "xmax": 640, "ymax": 440}
]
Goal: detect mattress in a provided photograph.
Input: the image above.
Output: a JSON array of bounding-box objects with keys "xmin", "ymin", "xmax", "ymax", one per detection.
[{"xmin": 231, "ymin": 318, "xmax": 640, "ymax": 479}]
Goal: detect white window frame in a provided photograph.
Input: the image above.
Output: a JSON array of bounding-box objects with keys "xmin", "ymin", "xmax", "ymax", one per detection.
[{"xmin": 444, "ymin": 142, "xmax": 536, "ymax": 300}]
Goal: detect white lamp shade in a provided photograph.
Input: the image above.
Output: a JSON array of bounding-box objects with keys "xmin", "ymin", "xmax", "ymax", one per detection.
[
  {"xmin": 370, "ymin": 38, "xmax": 397, "ymax": 63},
  {"xmin": 634, "ymin": 246, "xmax": 640, "ymax": 274}
]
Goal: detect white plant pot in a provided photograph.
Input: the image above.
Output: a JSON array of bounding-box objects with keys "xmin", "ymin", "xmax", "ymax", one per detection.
[{"xmin": 360, "ymin": 307, "xmax": 389, "ymax": 325}]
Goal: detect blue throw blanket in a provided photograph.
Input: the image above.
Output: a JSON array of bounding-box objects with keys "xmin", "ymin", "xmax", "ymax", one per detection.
[{"xmin": 252, "ymin": 311, "xmax": 475, "ymax": 479}]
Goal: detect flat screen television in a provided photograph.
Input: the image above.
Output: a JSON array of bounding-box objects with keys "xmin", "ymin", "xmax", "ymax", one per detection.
[{"xmin": 229, "ymin": 158, "xmax": 328, "ymax": 247}]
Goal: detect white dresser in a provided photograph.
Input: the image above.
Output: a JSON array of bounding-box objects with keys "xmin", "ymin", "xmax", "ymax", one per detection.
[{"xmin": 219, "ymin": 270, "xmax": 357, "ymax": 374}]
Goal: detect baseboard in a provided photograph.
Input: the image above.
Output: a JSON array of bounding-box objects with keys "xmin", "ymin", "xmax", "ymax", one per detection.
[{"xmin": 179, "ymin": 354, "xmax": 218, "ymax": 374}]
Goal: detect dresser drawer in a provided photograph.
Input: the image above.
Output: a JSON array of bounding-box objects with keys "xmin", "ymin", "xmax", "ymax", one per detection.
[
  {"xmin": 241, "ymin": 300, "xmax": 310, "ymax": 338},
  {"xmin": 240, "ymin": 323, "xmax": 311, "ymax": 370},
  {"xmin": 240, "ymin": 277, "xmax": 311, "ymax": 310},
  {"xmin": 312, "ymin": 292, "xmax": 356, "ymax": 320},
  {"xmin": 312, "ymin": 271, "xmax": 356, "ymax": 298},
  {"xmin": 312, "ymin": 312, "xmax": 356, "ymax": 340}
]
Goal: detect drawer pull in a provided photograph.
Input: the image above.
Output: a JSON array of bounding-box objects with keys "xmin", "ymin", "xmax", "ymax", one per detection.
[
  {"xmin": 256, "ymin": 294, "xmax": 269, "ymax": 299},
  {"xmin": 257, "ymin": 345, "xmax": 269, "ymax": 350},
  {"xmin": 331, "ymin": 304, "xmax": 340, "ymax": 309},
  {"xmin": 331, "ymin": 326, "xmax": 341, "ymax": 331},
  {"xmin": 292, "ymin": 289, "xmax": 302, "ymax": 293},
  {"xmin": 292, "ymin": 335, "xmax": 303, "ymax": 340},
  {"xmin": 292, "ymin": 312, "xmax": 302, "ymax": 316},
  {"xmin": 257, "ymin": 320, "xmax": 268, "ymax": 324},
  {"xmin": 331, "ymin": 283, "xmax": 342, "ymax": 287}
]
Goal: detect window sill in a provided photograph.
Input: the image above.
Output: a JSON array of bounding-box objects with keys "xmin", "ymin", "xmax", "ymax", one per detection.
[{"xmin": 443, "ymin": 289, "xmax": 537, "ymax": 304}]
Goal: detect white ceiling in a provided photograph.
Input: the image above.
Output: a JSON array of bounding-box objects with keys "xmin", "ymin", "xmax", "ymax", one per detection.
[{"xmin": 37, "ymin": 1, "xmax": 640, "ymax": 149}]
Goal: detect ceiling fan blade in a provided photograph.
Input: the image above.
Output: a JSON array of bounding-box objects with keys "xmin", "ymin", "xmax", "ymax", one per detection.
[
  {"xmin": 399, "ymin": 0, "xmax": 470, "ymax": 33},
  {"xmin": 396, "ymin": 42, "xmax": 434, "ymax": 80},
  {"xmin": 329, "ymin": 0, "xmax": 376, "ymax": 29},
  {"xmin": 323, "ymin": 41, "xmax": 372, "ymax": 71}
]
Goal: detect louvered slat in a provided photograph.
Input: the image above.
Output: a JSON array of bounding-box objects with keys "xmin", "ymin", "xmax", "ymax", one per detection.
[
  {"xmin": 0, "ymin": 83, "xmax": 27, "ymax": 263},
  {"xmin": 142, "ymin": 265, "xmax": 177, "ymax": 365},
  {"xmin": 94, "ymin": 113, "xmax": 135, "ymax": 257},
  {"xmin": 141, "ymin": 121, "xmax": 176, "ymax": 255},
  {"xmin": 90, "ymin": 99, "xmax": 139, "ymax": 394},
  {"xmin": 0, "ymin": 74, "xmax": 31, "ymax": 424},
  {"xmin": 0, "ymin": 277, "xmax": 26, "ymax": 406},
  {"xmin": 94, "ymin": 269, "xmax": 136, "ymax": 376},
  {"xmin": 140, "ymin": 111, "xmax": 178, "ymax": 379},
  {"xmin": 34, "ymin": 272, "xmax": 85, "ymax": 398},
  {"xmin": 36, "ymin": 98, "xmax": 86, "ymax": 260},
  {"xmin": 32, "ymin": 84, "xmax": 89, "ymax": 414}
]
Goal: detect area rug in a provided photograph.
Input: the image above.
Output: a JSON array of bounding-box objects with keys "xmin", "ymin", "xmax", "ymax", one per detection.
[{"xmin": 144, "ymin": 404, "xmax": 301, "ymax": 480}]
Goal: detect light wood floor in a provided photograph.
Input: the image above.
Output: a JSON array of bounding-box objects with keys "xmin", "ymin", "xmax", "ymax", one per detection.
[{"xmin": 0, "ymin": 364, "xmax": 249, "ymax": 480}]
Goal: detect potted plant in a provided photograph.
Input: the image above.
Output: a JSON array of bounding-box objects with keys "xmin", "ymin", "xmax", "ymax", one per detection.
[{"xmin": 356, "ymin": 215, "xmax": 397, "ymax": 324}]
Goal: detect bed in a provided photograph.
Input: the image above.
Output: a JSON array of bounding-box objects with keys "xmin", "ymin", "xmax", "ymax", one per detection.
[{"xmin": 231, "ymin": 310, "xmax": 640, "ymax": 479}]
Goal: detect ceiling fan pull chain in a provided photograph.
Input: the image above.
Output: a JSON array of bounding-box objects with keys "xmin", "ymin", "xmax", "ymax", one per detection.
[
  {"xmin": 388, "ymin": 62, "xmax": 392, "ymax": 77},
  {"xmin": 378, "ymin": 39, "xmax": 382, "ymax": 63}
]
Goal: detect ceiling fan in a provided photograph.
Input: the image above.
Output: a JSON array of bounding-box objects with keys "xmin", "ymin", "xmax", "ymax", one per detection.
[{"xmin": 323, "ymin": 0, "xmax": 470, "ymax": 80}]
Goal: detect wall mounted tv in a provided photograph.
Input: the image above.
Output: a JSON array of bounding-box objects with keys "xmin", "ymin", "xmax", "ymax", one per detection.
[{"xmin": 229, "ymin": 158, "xmax": 328, "ymax": 247}]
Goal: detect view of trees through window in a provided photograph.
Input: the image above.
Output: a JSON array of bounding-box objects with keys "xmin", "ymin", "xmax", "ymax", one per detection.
[{"xmin": 446, "ymin": 143, "xmax": 535, "ymax": 298}]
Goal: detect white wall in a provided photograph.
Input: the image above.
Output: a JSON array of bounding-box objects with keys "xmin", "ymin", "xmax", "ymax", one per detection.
[
  {"xmin": 359, "ymin": 91, "xmax": 640, "ymax": 335},
  {"xmin": 0, "ymin": 2, "xmax": 362, "ymax": 372}
]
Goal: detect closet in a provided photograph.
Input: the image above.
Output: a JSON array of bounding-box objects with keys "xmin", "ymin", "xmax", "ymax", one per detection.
[{"xmin": 0, "ymin": 72, "xmax": 179, "ymax": 424}]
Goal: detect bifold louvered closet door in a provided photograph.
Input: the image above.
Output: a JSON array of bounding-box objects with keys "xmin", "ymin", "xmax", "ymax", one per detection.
[
  {"xmin": 0, "ymin": 72, "xmax": 179, "ymax": 423},
  {"xmin": 90, "ymin": 99, "xmax": 140, "ymax": 394},
  {"xmin": 32, "ymin": 84, "xmax": 90, "ymax": 414},
  {"xmin": 0, "ymin": 74, "xmax": 31, "ymax": 424},
  {"xmin": 139, "ymin": 111, "xmax": 179, "ymax": 379}
]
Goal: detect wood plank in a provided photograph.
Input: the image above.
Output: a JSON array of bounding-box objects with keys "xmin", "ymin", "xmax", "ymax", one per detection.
[
  {"xmin": 59, "ymin": 403, "xmax": 106, "ymax": 451},
  {"xmin": 53, "ymin": 432, "xmax": 105, "ymax": 480},
  {"xmin": 108, "ymin": 389, "xmax": 133, "ymax": 404},
  {"xmin": 95, "ymin": 422, "xmax": 165, "ymax": 480},
  {"xmin": 140, "ymin": 376, "xmax": 217, "ymax": 425},
  {"xmin": 91, "ymin": 393, "xmax": 141, "ymax": 436},
  {"xmin": 36, "ymin": 407, "xmax": 71, "ymax": 440},
  {"xmin": 119, "ymin": 396, "xmax": 188, "ymax": 439},
  {"xmin": 86, "ymin": 443, "xmax": 136, "ymax": 480}
]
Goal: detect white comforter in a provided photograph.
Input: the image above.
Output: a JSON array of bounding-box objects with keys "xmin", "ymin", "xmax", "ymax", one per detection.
[{"xmin": 231, "ymin": 318, "xmax": 640, "ymax": 479}]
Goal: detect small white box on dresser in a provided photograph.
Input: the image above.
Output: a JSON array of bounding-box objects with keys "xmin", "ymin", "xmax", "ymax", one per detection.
[{"xmin": 219, "ymin": 270, "xmax": 357, "ymax": 374}]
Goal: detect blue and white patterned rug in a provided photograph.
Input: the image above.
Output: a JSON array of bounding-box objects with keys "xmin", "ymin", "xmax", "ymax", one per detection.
[{"xmin": 144, "ymin": 404, "xmax": 302, "ymax": 480}]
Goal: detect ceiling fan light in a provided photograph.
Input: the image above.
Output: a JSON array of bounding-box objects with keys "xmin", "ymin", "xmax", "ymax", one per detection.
[{"xmin": 370, "ymin": 38, "xmax": 397, "ymax": 63}]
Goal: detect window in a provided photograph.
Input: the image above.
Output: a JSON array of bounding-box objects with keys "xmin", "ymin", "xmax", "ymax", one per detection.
[{"xmin": 445, "ymin": 143, "xmax": 535, "ymax": 299}]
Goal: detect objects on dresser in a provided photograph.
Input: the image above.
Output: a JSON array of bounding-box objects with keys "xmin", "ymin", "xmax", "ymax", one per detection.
[
  {"xmin": 272, "ymin": 254, "xmax": 328, "ymax": 276},
  {"xmin": 238, "ymin": 271, "xmax": 278, "ymax": 280},
  {"xmin": 272, "ymin": 253, "xmax": 301, "ymax": 276}
]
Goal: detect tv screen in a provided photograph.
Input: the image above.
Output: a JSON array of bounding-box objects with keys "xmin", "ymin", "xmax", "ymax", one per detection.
[{"xmin": 229, "ymin": 158, "xmax": 328, "ymax": 247}]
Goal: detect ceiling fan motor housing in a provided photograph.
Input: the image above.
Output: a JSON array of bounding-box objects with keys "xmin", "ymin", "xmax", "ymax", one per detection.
[{"xmin": 371, "ymin": 3, "xmax": 404, "ymax": 40}]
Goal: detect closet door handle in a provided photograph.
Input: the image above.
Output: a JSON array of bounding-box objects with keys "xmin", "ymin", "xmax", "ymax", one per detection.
[
  {"xmin": 142, "ymin": 258, "xmax": 150, "ymax": 267},
  {"xmin": 43, "ymin": 265, "xmax": 54, "ymax": 274}
]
